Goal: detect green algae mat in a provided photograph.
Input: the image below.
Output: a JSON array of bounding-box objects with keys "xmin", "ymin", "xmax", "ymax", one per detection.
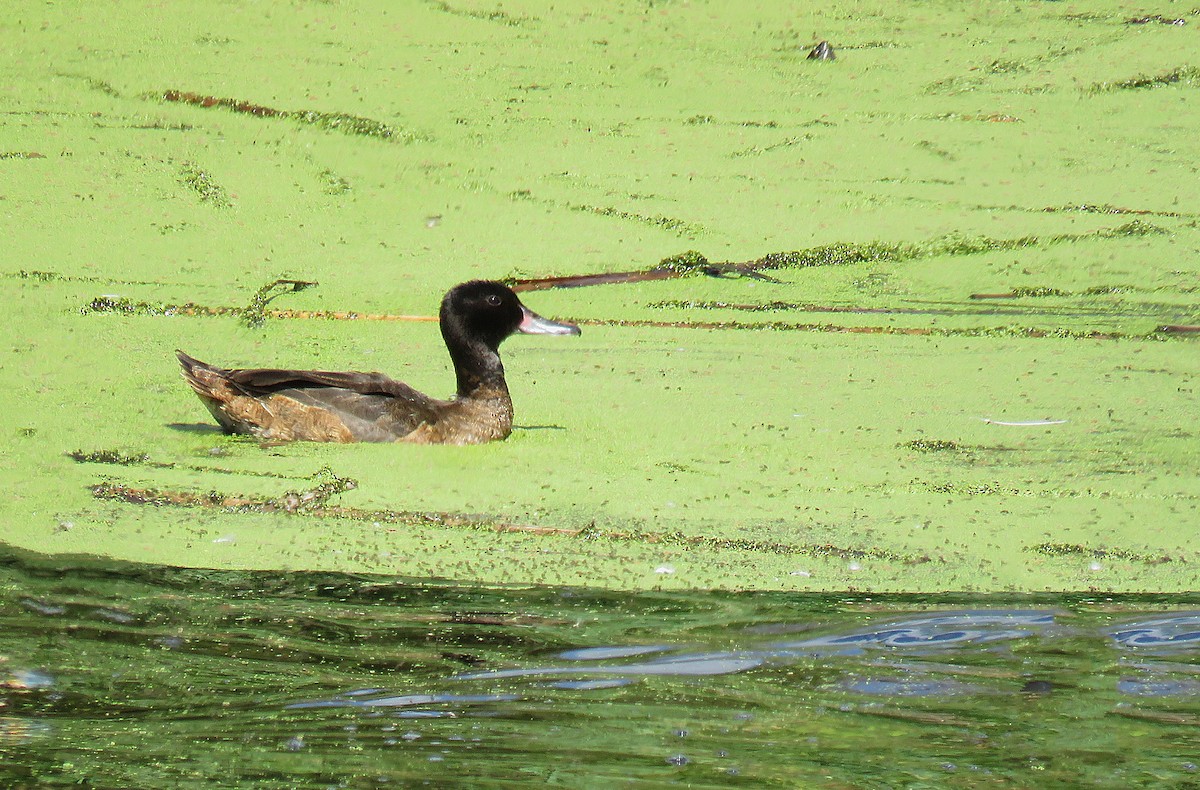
[{"xmin": 1, "ymin": 1, "xmax": 1197, "ymax": 591}]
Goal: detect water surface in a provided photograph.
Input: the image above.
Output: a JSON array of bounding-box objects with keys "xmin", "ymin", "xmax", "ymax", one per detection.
[{"xmin": 3, "ymin": 549, "xmax": 1199, "ymax": 787}]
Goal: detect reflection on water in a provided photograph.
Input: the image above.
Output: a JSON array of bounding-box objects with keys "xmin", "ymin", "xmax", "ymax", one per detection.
[
  {"xmin": 1111, "ymin": 614, "xmax": 1200, "ymax": 650},
  {"xmin": 2, "ymin": 548, "xmax": 1199, "ymax": 787}
]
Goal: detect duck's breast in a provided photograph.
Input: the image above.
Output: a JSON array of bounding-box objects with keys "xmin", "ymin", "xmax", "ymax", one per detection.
[{"xmin": 399, "ymin": 390, "xmax": 514, "ymax": 445}]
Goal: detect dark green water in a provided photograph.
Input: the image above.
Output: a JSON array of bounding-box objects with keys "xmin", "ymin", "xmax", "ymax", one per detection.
[{"xmin": 2, "ymin": 549, "xmax": 1199, "ymax": 788}]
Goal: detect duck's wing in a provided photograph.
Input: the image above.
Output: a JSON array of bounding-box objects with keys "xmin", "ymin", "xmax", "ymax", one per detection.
[
  {"xmin": 178, "ymin": 352, "xmax": 444, "ymax": 442},
  {"xmin": 228, "ymin": 368, "xmax": 428, "ymax": 401},
  {"xmin": 228, "ymin": 369, "xmax": 446, "ymax": 442}
]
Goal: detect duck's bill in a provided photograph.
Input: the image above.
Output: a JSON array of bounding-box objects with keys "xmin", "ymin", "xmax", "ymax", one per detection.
[{"xmin": 518, "ymin": 306, "xmax": 581, "ymax": 336}]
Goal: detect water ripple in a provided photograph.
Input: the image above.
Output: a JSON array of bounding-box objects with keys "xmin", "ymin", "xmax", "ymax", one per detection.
[{"xmin": 1110, "ymin": 613, "xmax": 1200, "ymax": 651}]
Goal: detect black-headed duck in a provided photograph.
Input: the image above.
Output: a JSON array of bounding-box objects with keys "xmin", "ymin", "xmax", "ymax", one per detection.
[{"xmin": 177, "ymin": 280, "xmax": 580, "ymax": 444}]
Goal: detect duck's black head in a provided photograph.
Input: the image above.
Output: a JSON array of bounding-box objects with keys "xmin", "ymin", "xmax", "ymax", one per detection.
[
  {"xmin": 440, "ymin": 280, "xmax": 579, "ymax": 396},
  {"xmin": 440, "ymin": 281, "xmax": 579, "ymax": 350}
]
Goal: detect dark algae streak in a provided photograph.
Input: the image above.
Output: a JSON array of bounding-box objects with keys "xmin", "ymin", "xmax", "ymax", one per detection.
[{"xmin": 159, "ymin": 89, "xmax": 421, "ymax": 141}]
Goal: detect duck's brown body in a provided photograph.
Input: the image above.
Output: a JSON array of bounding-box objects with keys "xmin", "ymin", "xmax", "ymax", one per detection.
[
  {"xmin": 178, "ymin": 355, "xmax": 515, "ymax": 444},
  {"xmin": 176, "ymin": 281, "xmax": 578, "ymax": 445}
]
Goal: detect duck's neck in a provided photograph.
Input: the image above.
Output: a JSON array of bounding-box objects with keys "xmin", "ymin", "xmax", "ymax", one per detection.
[{"xmin": 446, "ymin": 336, "xmax": 509, "ymax": 400}]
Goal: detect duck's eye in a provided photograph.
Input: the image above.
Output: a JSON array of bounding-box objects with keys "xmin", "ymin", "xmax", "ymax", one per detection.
[{"xmin": 486, "ymin": 294, "xmax": 502, "ymax": 306}]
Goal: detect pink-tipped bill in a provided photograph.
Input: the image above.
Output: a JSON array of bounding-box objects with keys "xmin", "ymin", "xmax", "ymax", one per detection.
[{"xmin": 518, "ymin": 305, "xmax": 581, "ymax": 336}]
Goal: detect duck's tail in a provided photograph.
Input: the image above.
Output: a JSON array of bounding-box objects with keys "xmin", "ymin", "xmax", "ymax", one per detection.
[
  {"xmin": 176, "ymin": 350, "xmax": 229, "ymax": 398},
  {"xmin": 177, "ymin": 350, "xmax": 249, "ymax": 433}
]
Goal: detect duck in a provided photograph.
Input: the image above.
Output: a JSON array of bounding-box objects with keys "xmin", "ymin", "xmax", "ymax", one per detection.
[{"xmin": 177, "ymin": 280, "xmax": 580, "ymax": 444}]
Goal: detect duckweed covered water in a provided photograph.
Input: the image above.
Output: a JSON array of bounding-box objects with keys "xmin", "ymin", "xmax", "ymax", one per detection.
[
  {"xmin": 3, "ymin": 548, "xmax": 1200, "ymax": 787},
  {"xmin": 1, "ymin": 0, "xmax": 1197, "ymax": 592}
]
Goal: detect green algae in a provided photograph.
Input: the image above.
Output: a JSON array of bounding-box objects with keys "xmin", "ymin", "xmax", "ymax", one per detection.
[
  {"xmin": 424, "ymin": 0, "xmax": 534, "ymax": 27},
  {"xmin": 1043, "ymin": 203, "xmax": 1188, "ymax": 218},
  {"xmin": 1088, "ymin": 65, "xmax": 1200, "ymax": 93},
  {"xmin": 72, "ymin": 445, "xmax": 302, "ymax": 480},
  {"xmin": 157, "ymin": 90, "xmax": 421, "ymax": 142},
  {"xmin": 1, "ymin": 0, "xmax": 1198, "ymax": 593},
  {"xmin": 81, "ymin": 295, "xmax": 202, "ymax": 317},
  {"xmin": 289, "ymin": 110, "xmax": 402, "ymax": 140},
  {"xmin": 569, "ymin": 204, "xmax": 704, "ymax": 237},
  {"xmin": 730, "ymin": 135, "xmax": 811, "ymax": 158},
  {"xmin": 656, "ymin": 249, "xmax": 710, "ymax": 274},
  {"xmin": 79, "ymin": 278, "xmax": 319, "ymax": 326},
  {"xmin": 1003, "ymin": 286, "xmax": 1071, "ymax": 298},
  {"xmin": 901, "ymin": 439, "xmax": 962, "ymax": 454},
  {"xmin": 509, "ymin": 190, "xmax": 705, "ymax": 237},
  {"xmin": 580, "ymin": 316, "xmax": 1170, "ymax": 341},
  {"xmin": 14, "ymin": 269, "xmax": 64, "ymax": 282},
  {"xmin": 710, "ymin": 222, "xmax": 1169, "ymax": 273},
  {"xmin": 68, "ymin": 449, "xmax": 150, "ymax": 466},
  {"xmin": 177, "ymin": 162, "xmax": 230, "ymax": 207},
  {"xmin": 239, "ymin": 279, "xmax": 319, "ymax": 328},
  {"xmin": 1028, "ymin": 543, "xmax": 1176, "ymax": 565},
  {"xmin": 512, "ymin": 220, "xmax": 1175, "ymax": 289},
  {"xmin": 319, "ymin": 169, "xmax": 351, "ymax": 195},
  {"xmin": 85, "ymin": 471, "xmax": 922, "ymax": 563}
]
